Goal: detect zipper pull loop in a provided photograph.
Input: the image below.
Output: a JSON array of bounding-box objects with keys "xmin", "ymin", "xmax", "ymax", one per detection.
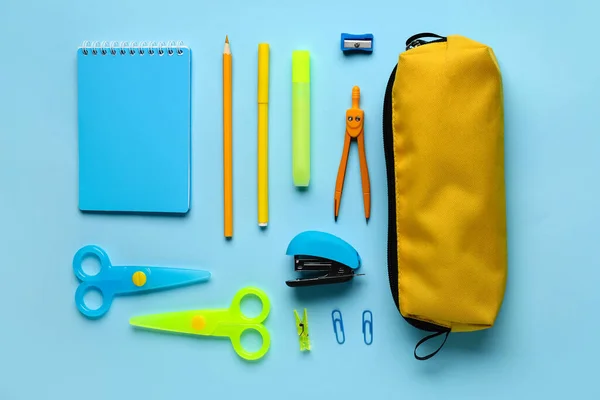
[
  {"xmin": 407, "ymin": 39, "xmax": 425, "ymax": 50},
  {"xmin": 405, "ymin": 33, "xmax": 447, "ymax": 50}
]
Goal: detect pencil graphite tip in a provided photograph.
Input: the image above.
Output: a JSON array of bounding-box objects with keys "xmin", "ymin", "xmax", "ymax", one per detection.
[{"xmin": 224, "ymin": 36, "xmax": 231, "ymax": 54}]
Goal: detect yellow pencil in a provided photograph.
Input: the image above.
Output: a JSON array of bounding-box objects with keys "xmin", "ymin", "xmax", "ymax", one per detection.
[
  {"xmin": 223, "ymin": 36, "xmax": 233, "ymax": 238},
  {"xmin": 257, "ymin": 43, "xmax": 270, "ymax": 227}
]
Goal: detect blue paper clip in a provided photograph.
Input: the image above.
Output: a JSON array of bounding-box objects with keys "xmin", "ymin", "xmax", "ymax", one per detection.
[
  {"xmin": 362, "ymin": 310, "xmax": 373, "ymax": 345},
  {"xmin": 332, "ymin": 309, "xmax": 345, "ymax": 344}
]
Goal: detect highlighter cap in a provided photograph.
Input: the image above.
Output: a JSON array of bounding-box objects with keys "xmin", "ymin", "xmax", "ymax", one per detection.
[
  {"xmin": 258, "ymin": 43, "xmax": 270, "ymax": 103},
  {"xmin": 292, "ymin": 51, "xmax": 310, "ymax": 83}
]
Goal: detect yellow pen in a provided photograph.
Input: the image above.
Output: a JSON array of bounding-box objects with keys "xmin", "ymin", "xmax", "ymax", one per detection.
[{"xmin": 257, "ymin": 43, "xmax": 270, "ymax": 227}]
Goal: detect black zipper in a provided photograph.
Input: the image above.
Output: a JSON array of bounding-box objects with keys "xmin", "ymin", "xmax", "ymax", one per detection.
[
  {"xmin": 405, "ymin": 32, "xmax": 447, "ymax": 50},
  {"xmin": 382, "ymin": 33, "xmax": 450, "ymax": 334},
  {"xmin": 383, "ymin": 64, "xmax": 399, "ymax": 311}
]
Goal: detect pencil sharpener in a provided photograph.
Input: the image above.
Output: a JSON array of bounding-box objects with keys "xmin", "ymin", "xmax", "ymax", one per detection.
[{"xmin": 341, "ymin": 33, "xmax": 374, "ymax": 53}]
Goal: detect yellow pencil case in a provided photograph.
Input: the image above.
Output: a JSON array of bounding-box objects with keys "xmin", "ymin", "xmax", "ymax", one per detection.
[{"xmin": 383, "ymin": 33, "xmax": 508, "ymax": 360}]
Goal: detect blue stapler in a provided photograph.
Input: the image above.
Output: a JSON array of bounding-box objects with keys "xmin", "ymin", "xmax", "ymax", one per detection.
[{"xmin": 285, "ymin": 231, "xmax": 363, "ymax": 287}]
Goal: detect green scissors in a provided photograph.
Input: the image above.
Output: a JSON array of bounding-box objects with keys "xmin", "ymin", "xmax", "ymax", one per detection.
[{"xmin": 129, "ymin": 287, "xmax": 271, "ymax": 361}]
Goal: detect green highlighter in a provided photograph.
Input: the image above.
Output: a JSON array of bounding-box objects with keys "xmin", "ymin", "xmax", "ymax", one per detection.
[{"xmin": 292, "ymin": 51, "xmax": 310, "ymax": 187}]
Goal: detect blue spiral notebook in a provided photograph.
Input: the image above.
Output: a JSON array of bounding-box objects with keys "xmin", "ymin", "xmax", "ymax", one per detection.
[{"xmin": 77, "ymin": 41, "xmax": 191, "ymax": 214}]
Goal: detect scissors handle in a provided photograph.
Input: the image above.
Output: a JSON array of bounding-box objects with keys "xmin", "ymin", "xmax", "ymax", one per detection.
[
  {"xmin": 227, "ymin": 287, "xmax": 271, "ymax": 360},
  {"xmin": 229, "ymin": 287, "xmax": 270, "ymax": 323},
  {"xmin": 73, "ymin": 245, "xmax": 114, "ymax": 319},
  {"xmin": 75, "ymin": 282, "xmax": 114, "ymax": 319},
  {"xmin": 229, "ymin": 324, "xmax": 271, "ymax": 361},
  {"xmin": 73, "ymin": 245, "xmax": 111, "ymax": 281}
]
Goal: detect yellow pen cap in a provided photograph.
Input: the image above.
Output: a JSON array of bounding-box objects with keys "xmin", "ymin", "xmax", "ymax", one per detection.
[
  {"xmin": 292, "ymin": 51, "xmax": 310, "ymax": 83},
  {"xmin": 258, "ymin": 43, "xmax": 270, "ymax": 104}
]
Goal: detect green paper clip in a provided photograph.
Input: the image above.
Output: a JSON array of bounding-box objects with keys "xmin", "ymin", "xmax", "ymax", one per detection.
[{"xmin": 294, "ymin": 308, "xmax": 311, "ymax": 351}]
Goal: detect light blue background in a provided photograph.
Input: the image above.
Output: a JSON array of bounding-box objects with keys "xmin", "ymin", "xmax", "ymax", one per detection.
[{"xmin": 1, "ymin": 0, "xmax": 598, "ymax": 399}]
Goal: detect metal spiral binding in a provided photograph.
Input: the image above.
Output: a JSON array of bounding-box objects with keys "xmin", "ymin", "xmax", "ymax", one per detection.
[{"xmin": 81, "ymin": 41, "xmax": 185, "ymax": 56}]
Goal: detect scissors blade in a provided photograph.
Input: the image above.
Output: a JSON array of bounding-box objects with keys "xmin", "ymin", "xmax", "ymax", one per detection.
[
  {"xmin": 130, "ymin": 309, "xmax": 224, "ymax": 336},
  {"xmin": 141, "ymin": 267, "xmax": 211, "ymax": 291}
]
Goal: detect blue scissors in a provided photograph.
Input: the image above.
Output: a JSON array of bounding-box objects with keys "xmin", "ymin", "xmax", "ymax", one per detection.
[{"xmin": 73, "ymin": 245, "xmax": 211, "ymax": 319}]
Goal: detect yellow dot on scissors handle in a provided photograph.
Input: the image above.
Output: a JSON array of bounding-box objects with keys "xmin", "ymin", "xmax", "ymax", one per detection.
[
  {"xmin": 191, "ymin": 316, "xmax": 205, "ymax": 331},
  {"xmin": 132, "ymin": 271, "xmax": 147, "ymax": 287}
]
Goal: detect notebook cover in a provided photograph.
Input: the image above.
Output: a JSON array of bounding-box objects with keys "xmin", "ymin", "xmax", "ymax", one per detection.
[{"xmin": 77, "ymin": 43, "xmax": 191, "ymax": 213}]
